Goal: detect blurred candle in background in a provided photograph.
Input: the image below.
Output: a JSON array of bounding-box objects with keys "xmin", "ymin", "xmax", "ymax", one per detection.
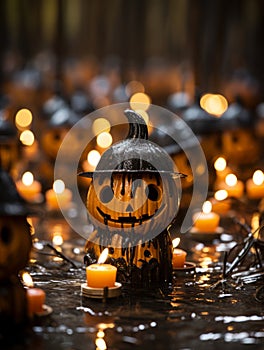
[
  {"xmin": 223, "ymin": 174, "xmax": 244, "ymax": 198},
  {"xmin": 210, "ymin": 190, "xmax": 231, "ymax": 215},
  {"xmin": 22, "ymin": 272, "xmax": 46, "ymax": 317},
  {"xmin": 193, "ymin": 201, "xmax": 220, "ymax": 232},
  {"xmin": 214, "ymin": 156, "xmax": 232, "ymax": 183},
  {"xmin": 172, "ymin": 238, "xmax": 187, "ymax": 268},
  {"xmin": 246, "ymin": 170, "xmax": 264, "ymax": 200},
  {"xmin": 45, "ymin": 179, "xmax": 72, "ymax": 210},
  {"xmin": 16, "ymin": 171, "xmax": 42, "ymax": 202}
]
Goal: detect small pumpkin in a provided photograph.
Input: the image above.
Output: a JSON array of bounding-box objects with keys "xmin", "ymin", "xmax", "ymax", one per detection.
[
  {"xmin": 81, "ymin": 109, "xmax": 184, "ymax": 286},
  {"xmin": 0, "ymin": 168, "xmax": 32, "ymax": 328}
]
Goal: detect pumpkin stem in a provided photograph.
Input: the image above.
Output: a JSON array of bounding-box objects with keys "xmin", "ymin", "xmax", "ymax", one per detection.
[{"xmin": 124, "ymin": 109, "xmax": 148, "ymax": 140}]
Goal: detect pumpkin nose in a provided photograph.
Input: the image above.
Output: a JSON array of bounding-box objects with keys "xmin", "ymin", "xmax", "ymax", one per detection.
[{"xmin": 126, "ymin": 204, "xmax": 134, "ymax": 212}]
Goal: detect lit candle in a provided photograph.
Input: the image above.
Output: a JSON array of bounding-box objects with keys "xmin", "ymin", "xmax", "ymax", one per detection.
[
  {"xmin": 219, "ymin": 174, "xmax": 244, "ymax": 198},
  {"xmin": 210, "ymin": 190, "xmax": 231, "ymax": 215},
  {"xmin": 16, "ymin": 171, "xmax": 42, "ymax": 202},
  {"xmin": 246, "ymin": 170, "xmax": 264, "ymax": 200},
  {"xmin": 45, "ymin": 179, "xmax": 72, "ymax": 210},
  {"xmin": 26, "ymin": 288, "xmax": 46, "ymax": 317},
  {"xmin": 214, "ymin": 157, "xmax": 232, "ymax": 183},
  {"xmin": 22, "ymin": 272, "xmax": 46, "ymax": 317},
  {"xmin": 86, "ymin": 248, "xmax": 117, "ymax": 288},
  {"xmin": 193, "ymin": 201, "xmax": 220, "ymax": 232},
  {"xmin": 172, "ymin": 238, "xmax": 187, "ymax": 268}
]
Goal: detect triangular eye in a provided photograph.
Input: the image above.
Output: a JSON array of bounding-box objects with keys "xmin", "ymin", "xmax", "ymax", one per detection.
[
  {"xmin": 100, "ymin": 186, "xmax": 114, "ymax": 203},
  {"xmin": 0, "ymin": 225, "xmax": 12, "ymax": 245},
  {"xmin": 145, "ymin": 184, "xmax": 161, "ymax": 201}
]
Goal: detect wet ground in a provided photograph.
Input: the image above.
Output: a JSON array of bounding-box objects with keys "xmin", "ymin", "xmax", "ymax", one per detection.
[{"xmin": 1, "ymin": 216, "xmax": 264, "ymax": 350}]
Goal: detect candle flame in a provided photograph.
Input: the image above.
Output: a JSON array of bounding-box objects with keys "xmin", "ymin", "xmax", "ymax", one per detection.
[
  {"xmin": 252, "ymin": 170, "xmax": 264, "ymax": 185},
  {"xmin": 22, "ymin": 272, "xmax": 34, "ymax": 287},
  {"xmin": 87, "ymin": 149, "xmax": 101, "ymax": 167},
  {"xmin": 53, "ymin": 179, "xmax": 65, "ymax": 194},
  {"xmin": 214, "ymin": 189, "xmax": 228, "ymax": 201},
  {"xmin": 214, "ymin": 157, "xmax": 227, "ymax": 171},
  {"xmin": 98, "ymin": 248, "xmax": 109, "ymax": 264},
  {"xmin": 22, "ymin": 171, "xmax": 34, "ymax": 186},
  {"xmin": 172, "ymin": 237, "xmax": 180, "ymax": 249},
  {"xmin": 225, "ymin": 173, "xmax": 237, "ymax": 187},
  {"xmin": 202, "ymin": 201, "xmax": 212, "ymax": 214},
  {"xmin": 20, "ymin": 130, "xmax": 35, "ymax": 146},
  {"xmin": 52, "ymin": 233, "xmax": 64, "ymax": 246}
]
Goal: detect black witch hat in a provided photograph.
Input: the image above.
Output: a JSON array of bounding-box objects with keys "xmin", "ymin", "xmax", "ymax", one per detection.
[
  {"xmin": 79, "ymin": 109, "xmax": 186, "ymax": 179},
  {"xmin": 0, "ymin": 168, "xmax": 36, "ymax": 216}
]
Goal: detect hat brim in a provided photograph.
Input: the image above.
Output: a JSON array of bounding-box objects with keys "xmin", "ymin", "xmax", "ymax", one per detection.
[{"xmin": 78, "ymin": 170, "xmax": 187, "ymax": 179}]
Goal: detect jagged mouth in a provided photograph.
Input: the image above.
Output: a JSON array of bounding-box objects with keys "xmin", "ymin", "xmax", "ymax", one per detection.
[{"xmin": 96, "ymin": 205, "xmax": 164, "ymax": 224}]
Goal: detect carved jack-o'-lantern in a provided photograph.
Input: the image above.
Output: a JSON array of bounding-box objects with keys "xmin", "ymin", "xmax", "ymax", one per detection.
[
  {"xmin": 0, "ymin": 168, "xmax": 32, "ymax": 329},
  {"xmin": 81, "ymin": 110, "xmax": 184, "ymax": 286}
]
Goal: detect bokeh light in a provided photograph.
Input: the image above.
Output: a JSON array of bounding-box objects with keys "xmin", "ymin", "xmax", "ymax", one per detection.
[
  {"xmin": 22, "ymin": 171, "xmax": 34, "ymax": 186},
  {"xmin": 20, "ymin": 130, "xmax": 35, "ymax": 146},
  {"xmin": 214, "ymin": 157, "xmax": 227, "ymax": 171},
  {"xmin": 92, "ymin": 118, "xmax": 111, "ymax": 135},
  {"xmin": 130, "ymin": 92, "xmax": 151, "ymax": 111},
  {"xmin": 200, "ymin": 93, "xmax": 228, "ymax": 117},
  {"xmin": 87, "ymin": 150, "xmax": 101, "ymax": 167},
  {"xmin": 96, "ymin": 132, "xmax": 113, "ymax": 148},
  {"xmin": 53, "ymin": 179, "xmax": 65, "ymax": 194},
  {"xmin": 15, "ymin": 108, "xmax": 33, "ymax": 129}
]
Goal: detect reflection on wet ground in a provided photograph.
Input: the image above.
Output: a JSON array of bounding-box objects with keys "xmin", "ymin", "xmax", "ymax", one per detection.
[{"xmin": 1, "ymin": 218, "xmax": 264, "ymax": 350}]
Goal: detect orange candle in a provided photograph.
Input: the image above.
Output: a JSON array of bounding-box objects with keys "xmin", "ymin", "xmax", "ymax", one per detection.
[
  {"xmin": 218, "ymin": 174, "xmax": 244, "ymax": 198},
  {"xmin": 26, "ymin": 288, "xmax": 46, "ymax": 317},
  {"xmin": 86, "ymin": 264, "xmax": 117, "ymax": 288},
  {"xmin": 193, "ymin": 201, "xmax": 220, "ymax": 232},
  {"xmin": 210, "ymin": 190, "xmax": 231, "ymax": 215},
  {"xmin": 86, "ymin": 248, "xmax": 117, "ymax": 288},
  {"xmin": 172, "ymin": 248, "xmax": 187, "ymax": 268},
  {"xmin": 214, "ymin": 157, "xmax": 232, "ymax": 183},
  {"xmin": 246, "ymin": 170, "xmax": 264, "ymax": 200}
]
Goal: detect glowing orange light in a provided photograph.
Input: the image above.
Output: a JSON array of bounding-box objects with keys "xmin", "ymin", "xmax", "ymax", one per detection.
[
  {"xmin": 214, "ymin": 190, "xmax": 228, "ymax": 201},
  {"xmin": 53, "ymin": 179, "xmax": 65, "ymax": 194},
  {"xmin": 214, "ymin": 157, "xmax": 227, "ymax": 171},
  {"xmin": 87, "ymin": 150, "xmax": 101, "ymax": 167},
  {"xmin": 20, "ymin": 130, "xmax": 35, "ymax": 146},
  {"xmin": 172, "ymin": 237, "xmax": 180, "ymax": 249},
  {"xmin": 92, "ymin": 118, "xmax": 111, "ymax": 135},
  {"xmin": 225, "ymin": 174, "xmax": 237, "ymax": 187},
  {"xmin": 125, "ymin": 81, "xmax": 145, "ymax": 96},
  {"xmin": 130, "ymin": 93, "xmax": 151, "ymax": 111},
  {"xmin": 15, "ymin": 108, "xmax": 33, "ymax": 129},
  {"xmin": 96, "ymin": 132, "xmax": 113, "ymax": 148},
  {"xmin": 252, "ymin": 170, "xmax": 264, "ymax": 185},
  {"xmin": 202, "ymin": 201, "xmax": 212, "ymax": 214},
  {"xmin": 22, "ymin": 172, "xmax": 34, "ymax": 186},
  {"xmin": 22, "ymin": 272, "xmax": 34, "ymax": 287},
  {"xmin": 200, "ymin": 94, "xmax": 228, "ymax": 117},
  {"xmin": 97, "ymin": 248, "xmax": 109, "ymax": 264}
]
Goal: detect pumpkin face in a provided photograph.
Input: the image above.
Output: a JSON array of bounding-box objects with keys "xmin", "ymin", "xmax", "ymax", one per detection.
[
  {"xmin": 87, "ymin": 170, "xmax": 179, "ymax": 237},
  {"xmin": 0, "ymin": 216, "xmax": 31, "ymax": 280},
  {"xmin": 88, "ymin": 172, "xmax": 162, "ymax": 227}
]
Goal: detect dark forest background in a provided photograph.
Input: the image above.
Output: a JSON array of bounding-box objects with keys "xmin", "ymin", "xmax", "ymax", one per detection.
[{"xmin": 0, "ymin": 0, "xmax": 263, "ymax": 100}]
